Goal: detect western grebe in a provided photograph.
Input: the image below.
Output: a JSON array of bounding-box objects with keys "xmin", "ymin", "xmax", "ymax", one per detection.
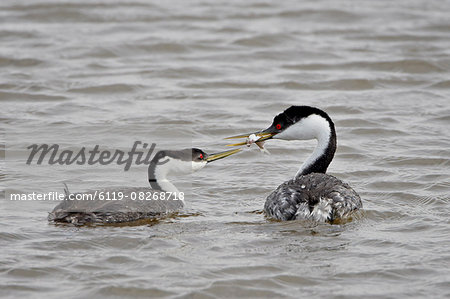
[
  {"xmin": 227, "ymin": 106, "xmax": 362, "ymax": 222},
  {"xmin": 48, "ymin": 148, "xmax": 241, "ymax": 225}
]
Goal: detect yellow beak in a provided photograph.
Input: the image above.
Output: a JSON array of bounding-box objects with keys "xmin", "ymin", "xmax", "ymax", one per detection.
[
  {"xmin": 206, "ymin": 148, "xmax": 242, "ymax": 163},
  {"xmin": 224, "ymin": 132, "xmax": 276, "ymax": 147}
]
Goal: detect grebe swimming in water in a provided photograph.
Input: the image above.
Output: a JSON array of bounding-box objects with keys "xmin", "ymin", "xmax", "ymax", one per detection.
[
  {"xmin": 227, "ymin": 106, "xmax": 362, "ymax": 222},
  {"xmin": 49, "ymin": 148, "xmax": 240, "ymax": 225}
]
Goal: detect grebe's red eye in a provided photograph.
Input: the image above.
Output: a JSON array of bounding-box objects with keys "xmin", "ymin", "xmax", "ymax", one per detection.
[
  {"xmin": 276, "ymin": 124, "xmax": 282, "ymax": 130},
  {"xmin": 199, "ymin": 154, "xmax": 203, "ymax": 159}
]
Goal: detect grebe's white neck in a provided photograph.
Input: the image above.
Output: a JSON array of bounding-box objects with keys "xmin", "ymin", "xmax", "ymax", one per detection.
[
  {"xmin": 273, "ymin": 114, "xmax": 336, "ymax": 178},
  {"xmin": 148, "ymin": 157, "xmax": 207, "ymax": 193}
]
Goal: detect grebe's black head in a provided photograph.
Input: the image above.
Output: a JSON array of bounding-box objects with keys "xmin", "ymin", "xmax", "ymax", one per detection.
[
  {"xmin": 226, "ymin": 106, "xmax": 335, "ymax": 143},
  {"xmin": 151, "ymin": 148, "xmax": 206, "ymax": 164},
  {"xmin": 225, "ymin": 105, "xmax": 337, "ymax": 175},
  {"xmin": 267, "ymin": 106, "xmax": 334, "ymax": 137},
  {"xmin": 148, "ymin": 147, "xmax": 241, "ymax": 190},
  {"xmin": 150, "ymin": 147, "xmax": 241, "ymax": 175}
]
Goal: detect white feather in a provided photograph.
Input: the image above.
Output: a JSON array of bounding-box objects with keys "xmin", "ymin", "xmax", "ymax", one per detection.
[
  {"xmin": 295, "ymin": 197, "xmax": 333, "ymax": 222},
  {"xmin": 154, "ymin": 157, "xmax": 207, "ymax": 193},
  {"xmin": 273, "ymin": 114, "xmax": 331, "ymax": 177}
]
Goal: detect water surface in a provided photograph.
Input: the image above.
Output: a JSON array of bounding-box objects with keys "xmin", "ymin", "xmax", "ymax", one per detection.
[{"xmin": 1, "ymin": 0, "xmax": 449, "ymax": 298}]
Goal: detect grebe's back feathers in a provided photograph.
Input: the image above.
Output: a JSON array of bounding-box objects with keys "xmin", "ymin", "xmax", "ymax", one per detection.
[
  {"xmin": 264, "ymin": 173, "xmax": 362, "ymax": 222},
  {"xmin": 48, "ymin": 187, "xmax": 184, "ymax": 225}
]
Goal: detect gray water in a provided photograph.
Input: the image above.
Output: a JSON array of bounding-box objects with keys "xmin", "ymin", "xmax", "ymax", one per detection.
[{"xmin": 1, "ymin": 0, "xmax": 450, "ymax": 298}]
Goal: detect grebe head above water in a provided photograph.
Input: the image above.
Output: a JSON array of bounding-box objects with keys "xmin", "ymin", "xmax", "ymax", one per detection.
[
  {"xmin": 227, "ymin": 105, "xmax": 337, "ymax": 176},
  {"xmin": 263, "ymin": 106, "xmax": 335, "ymax": 142},
  {"xmin": 148, "ymin": 148, "xmax": 241, "ymax": 192}
]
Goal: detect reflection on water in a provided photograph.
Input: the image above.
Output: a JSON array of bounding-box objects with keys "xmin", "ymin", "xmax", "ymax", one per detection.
[{"xmin": 1, "ymin": 0, "xmax": 449, "ymax": 298}]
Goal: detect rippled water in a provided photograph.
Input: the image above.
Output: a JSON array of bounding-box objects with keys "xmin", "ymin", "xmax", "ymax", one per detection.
[{"xmin": 1, "ymin": 0, "xmax": 450, "ymax": 298}]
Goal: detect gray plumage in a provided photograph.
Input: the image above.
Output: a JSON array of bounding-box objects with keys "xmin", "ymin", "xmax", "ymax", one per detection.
[
  {"xmin": 48, "ymin": 187, "xmax": 183, "ymax": 225},
  {"xmin": 48, "ymin": 148, "xmax": 210, "ymax": 225},
  {"xmin": 264, "ymin": 173, "xmax": 362, "ymax": 222}
]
